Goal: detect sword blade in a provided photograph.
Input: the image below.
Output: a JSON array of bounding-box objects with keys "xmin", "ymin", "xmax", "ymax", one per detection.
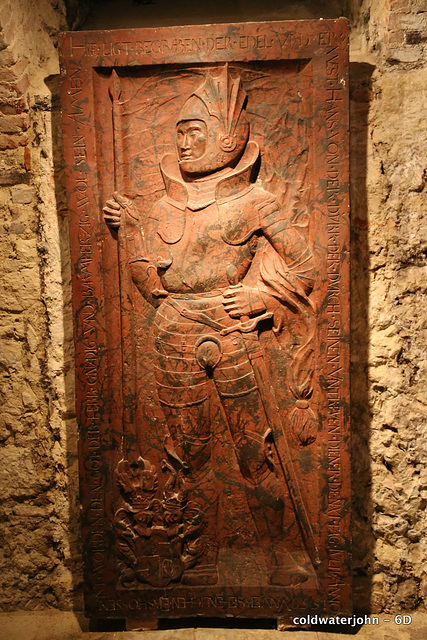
[{"xmin": 243, "ymin": 334, "xmax": 321, "ymax": 568}]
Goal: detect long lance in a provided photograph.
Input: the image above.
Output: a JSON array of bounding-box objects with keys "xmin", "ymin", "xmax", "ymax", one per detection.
[
  {"xmin": 109, "ymin": 70, "xmax": 136, "ymax": 458},
  {"xmin": 222, "ymin": 300, "xmax": 321, "ymax": 569}
]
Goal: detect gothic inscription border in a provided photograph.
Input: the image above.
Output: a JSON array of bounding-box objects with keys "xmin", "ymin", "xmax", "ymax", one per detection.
[{"xmin": 59, "ymin": 19, "xmax": 350, "ymax": 620}]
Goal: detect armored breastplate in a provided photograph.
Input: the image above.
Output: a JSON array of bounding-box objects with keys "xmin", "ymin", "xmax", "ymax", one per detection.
[{"xmin": 156, "ymin": 141, "xmax": 275, "ymax": 247}]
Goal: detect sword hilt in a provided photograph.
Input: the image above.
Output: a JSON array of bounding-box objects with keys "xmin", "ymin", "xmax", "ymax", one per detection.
[{"xmin": 220, "ymin": 311, "xmax": 273, "ymax": 336}]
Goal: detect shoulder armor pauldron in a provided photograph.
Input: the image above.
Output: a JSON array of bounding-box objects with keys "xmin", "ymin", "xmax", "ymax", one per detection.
[{"xmin": 219, "ymin": 188, "xmax": 277, "ymax": 245}]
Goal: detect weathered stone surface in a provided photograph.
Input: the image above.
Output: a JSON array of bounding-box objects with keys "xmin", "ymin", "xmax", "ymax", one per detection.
[
  {"xmin": 10, "ymin": 184, "xmax": 35, "ymax": 203},
  {"xmin": 0, "ymin": 0, "xmax": 425, "ymax": 618},
  {"xmin": 350, "ymin": 0, "xmax": 427, "ymax": 614},
  {"xmin": 0, "ymin": 0, "xmax": 82, "ymax": 613}
]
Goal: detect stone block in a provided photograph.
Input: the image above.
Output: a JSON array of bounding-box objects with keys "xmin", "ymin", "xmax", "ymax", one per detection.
[
  {"xmin": 0, "ymin": 265, "xmax": 40, "ymax": 311},
  {"xmin": 9, "ymin": 221, "xmax": 25, "ymax": 234},
  {"xmin": 10, "ymin": 184, "xmax": 35, "ymax": 204},
  {"xmin": 0, "ymin": 145, "xmax": 26, "ymax": 173},
  {"xmin": 405, "ymin": 30, "xmax": 427, "ymax": 43},
  {"xmin": 22, "ymin": 387, "xmax": 38, "ymax": 410},
  {"xmin": 387, "ymin": 46, "xmax": 423, "ymax": 62},
  {"xmin": 395, "ymin": 578, "xmax": 419, "ymax": 609},
  {"xmin": 0, "ymin": 445, "xmax": 40, "ymax": 500},
  {"xmin": 396, "ymin": 12, "xmax": 427, "ymax": 30},
  {"xmin": 412, "ymin": 0, "xmax": 427, "ymax": 12},
  {"xmin": 0, "ymin": 132, "xmax": 29, "ymax": 151},
  {"xmin": 387, "ymin": 30, "xmax": 406, "ymax": 46},
  {"xmin": 0, "ymin": 339, "xmax": 23, "ymax": 373},
  {"xmin": 11, "ymin": 504, "xmax": 48, "ymax": 517},
  {"xmin": 0, "ymin": 72, "xmax": 29, "ymax": 99},
  {"xmin": 390, "ymin": 0, "xmax": 412, "ymax": 12},
  {"xmin": 0, "ymin": 57, "xmax": 28, "ymax": 83},
  {"xmin": 0, "ymin": 95, "xmax": 29, "ymax": 115},
  {"xmin": 0, "ymin": 45, "xmax": 17, "ymax": 67},
  {"xmin": 0, "ymin": 112, "xmax": 29, "ymax": 134}
]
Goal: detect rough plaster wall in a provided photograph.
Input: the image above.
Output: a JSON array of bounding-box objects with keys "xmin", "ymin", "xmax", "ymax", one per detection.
[
  {"xmin": 0, "ymin": 0, "xmax": 83, "ymax": 610},
  {"xmin": 350, "ymin": 0, "xmax": 427, "ymax": 613},
  {"xmin": 0, "ymin": 0, "xmax": 425, "ymax": 615}
]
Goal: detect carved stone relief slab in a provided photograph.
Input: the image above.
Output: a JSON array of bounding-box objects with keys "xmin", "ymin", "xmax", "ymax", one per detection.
[{"xmin": 59, "ymin": 19, "xmax": 350, "ymax": 620}]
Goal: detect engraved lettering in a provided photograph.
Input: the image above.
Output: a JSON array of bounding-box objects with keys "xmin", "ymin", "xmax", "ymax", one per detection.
[{"xmin": 60, "ymin": 23, "xmax": 350, "ymax": 617}]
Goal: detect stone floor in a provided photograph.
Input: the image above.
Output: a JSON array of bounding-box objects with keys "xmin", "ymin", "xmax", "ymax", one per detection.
[
  {"xmin": 1, "ymin": 611, "xmax": 427, "ymax": 640},
  {"xmin": 0, "ymin": 611, "xmax": 426, "ymax": 640}
]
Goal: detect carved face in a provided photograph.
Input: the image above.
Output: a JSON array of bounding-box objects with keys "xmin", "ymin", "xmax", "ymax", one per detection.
[
  {"xmin": 176, "ymin": 120, "xmax": 207, "ymax": 163},
  {"xmin": 176, "ymin": 94, "xmax": 249, "ymax": 178}
]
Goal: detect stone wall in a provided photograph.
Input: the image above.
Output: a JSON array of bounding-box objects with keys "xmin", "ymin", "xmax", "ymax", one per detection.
[
  {"xmin": 0, "ymin": 0, "xmax": 83, "ymax": 610},
  {"xmin": 0, "ymin": 0, "xmax": 425, "ymax": 615},
  {"xmin": 349, "ymin": 0, "xmax": 427, "ymax": 612}
]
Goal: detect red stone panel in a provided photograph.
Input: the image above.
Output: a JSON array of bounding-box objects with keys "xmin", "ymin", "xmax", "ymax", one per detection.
[{"xmin": 59, "ymin": 19, "xmax": 350, "ymax": 620}]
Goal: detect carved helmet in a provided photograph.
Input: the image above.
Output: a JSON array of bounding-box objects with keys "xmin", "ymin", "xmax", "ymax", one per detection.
[{"xmin": 177, "ymin": 64, "xmax": 249, "ymax": 176}]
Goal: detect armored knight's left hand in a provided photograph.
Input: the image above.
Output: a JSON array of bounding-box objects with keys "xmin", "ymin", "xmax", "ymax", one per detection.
[{"xmin": 222, "ymin": 283, "xmax": 266, "ymax": 318}]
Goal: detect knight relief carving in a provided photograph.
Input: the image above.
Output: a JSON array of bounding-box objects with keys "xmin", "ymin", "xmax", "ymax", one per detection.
[
  {"xmin": 60, "ymin": 20, "xmax": 351, "ymax": 618},
  {"xmin": 103, "ymin": 65, "xmax": 319, "ymax": 590}
]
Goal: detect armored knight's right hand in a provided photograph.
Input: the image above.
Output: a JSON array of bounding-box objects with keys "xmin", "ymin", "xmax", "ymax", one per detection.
[
  {"xmin": 104, "ymin": 193, "xmax": 168, "ymax": 307},
  {"xmin": 103, "ymin": 192, "xmax": 137, "ymax": 230}
]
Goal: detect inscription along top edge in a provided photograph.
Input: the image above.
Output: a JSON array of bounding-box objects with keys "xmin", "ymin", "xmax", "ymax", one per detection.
[{"xmin": 58, "ymin": 18, "xmax": 349, "ymax": 68}]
